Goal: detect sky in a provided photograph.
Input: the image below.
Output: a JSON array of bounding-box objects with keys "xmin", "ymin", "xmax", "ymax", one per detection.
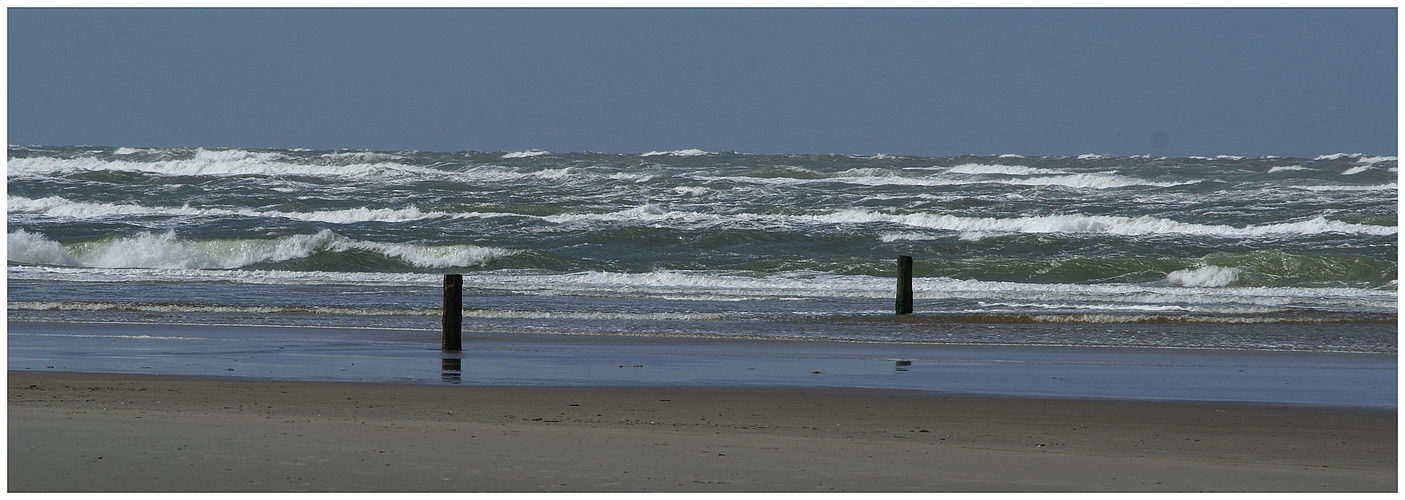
[{"xmin": 7, "ymin": 7, "xmax": 1398, "ymax": 157}]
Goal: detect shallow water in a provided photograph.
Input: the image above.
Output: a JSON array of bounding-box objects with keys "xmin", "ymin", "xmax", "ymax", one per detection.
[{"xmin": 9, "ymin": 321, "xmax": 1395, "ymax": 408}]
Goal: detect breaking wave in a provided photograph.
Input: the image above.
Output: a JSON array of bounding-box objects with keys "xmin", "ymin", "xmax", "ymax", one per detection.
[
  {"xmin": 1164, "ymin": 265, "xmax": 1241, "ymax": 287},
  {"xmin": 808, "ymin": 210, "xmax": 1397, "ymax": 239},
  {"xmin": 641, "ymin": 149, "xmax": 711, "ymax": 157},
  {"xmin": 502, "ymin": 150, "xmax": 551, "ymax": 158},
  {"xmin": 7, "ymin": 229, "xmax": 519, "ymax": 270},
  {"xmin": 7, "ymin": 148, "xmax": 441, "ymax": 180},
  {"xmin": 946, "ymin": 163, "xmax": 1066, "ymax": 175},
  {"xmin": 8, "ymin": 196, "xmax": 448, "ymax": 224}
]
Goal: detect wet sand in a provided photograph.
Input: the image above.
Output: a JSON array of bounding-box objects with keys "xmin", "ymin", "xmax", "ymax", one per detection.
[{"xmin": 8, "ymin": 371, "xmax": 1396, "ymax": 492}]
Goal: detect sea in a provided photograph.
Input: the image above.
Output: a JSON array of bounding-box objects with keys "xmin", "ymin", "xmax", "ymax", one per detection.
[{"xmin": 7, "ymin": 146, "xmax": 1398, "ymax": 354}]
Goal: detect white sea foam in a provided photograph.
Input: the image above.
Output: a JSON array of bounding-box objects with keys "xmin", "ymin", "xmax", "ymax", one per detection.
[
  {"xmin": 1313, "ymin": 153, "xmax": 1397, "ymax": 163},
  {"xmin": 1000, "ymin": 173, "xmax": 1183, "ymax": 189},
  {"xmin": 998, "ymin": 154, "xmax": 1026, "ymax": 159},
  {"xmin": 8, "ymin": 148, "xmax": 441, "ymax": 180},
  {"xmin": 808, "ymin": 210, "xmax": 1398, "ymax": 238},
  {"xmin": 691, "ymin": 170, "xmax": 1169, "ymax": 190},
  {"xmin": 6, "ymin": 229, "xmax": 518, "ymax": 270},
  {"xmin": 1164, "ymin": 266, "xmax": 1241, "ymax": 287},
  {"xmin": 7, "ymin": 195, "xmax": 449, "ymax": 224},
  {"xmin": 641, "ymin": 149, "xmax": 711, "ymax": 157},
  {"xmin": 1356, "ymin": 155, "xmax": 1397, "ymax": 164},
  {"xmin": 1077, "ymin": 154, "xmax": 1106, "ymax": 160},
  {"xmin": 533, "ymin": 204, "xmax": 1399, "ymax": 239},
  {"xmin": 1291, "ymin": 183, "xmax": 1398, "ymax": 192},
  {"xmin": 7, "ymin": 229, "xmax": 79, "ymax": 267},
  {"xmin": 317, "ymin": 151, "xmax": 406, "ymax": 164},
  {"xmin": 672, "ymin": 186, "xmax": 711, "ymax": 197},
  {"xmin": 9, "ymin": 265, "xmax": 1396, "ymax": 314},
  {"xmin": 878, "ymin": 232, "xmax": 941, "ymax": 242},
  {"xmin": 540, "ymin": 204, "xmax": 732, "ymax": 229},
  {"xmin": 113, "ymin": 147, "xmax": 141, "ymax": 155},
  {"xmin": 1342, "ymin": 165, "xmax": 1372, "ymax": 175},
  {"xmin": 502, "ymin": 150, "xmax": 551, "ymax": 158},
  {"xmin": 1267, "ymin": 165, "xmax": 1308, "ymax": 173},
  {"xmin": 947, "ymin": 163, "xmax": 1065, "ymax": 175},
  {"xmin": 7, "ymin": 301, "xmax": 433, "ymax": 317}
]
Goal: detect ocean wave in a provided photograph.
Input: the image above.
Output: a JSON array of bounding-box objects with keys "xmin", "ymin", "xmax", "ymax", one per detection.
[
  {"xmin": 1164, "ymin": 265, "xmax": 1241, "ymax": 287},
  {"xmin": 1267, "ymin": 165, "xmax": 1308, "ymax": 173},
  {"xmin": 1315, "ymin": 153, "xmax": 1398, "ymax": 163},
  {"xmin": 8, "ymin": 195, "xmax": 449, "ymax": 224},
  {"xmin": 641, "ymin": 149, "xmax": 711, "ymax": 157},
  {"xmin": 6, "ymin": 229, "xmax": 519, "ymax": 270},
  {"xmin": 6, "ymin": 265, "xmax": 439, "ymax": 286},
  {"xmin": 532, "ymin": 204, "xmax": 1398, "ymax": 240},
  {"xmin": 9, "ymin": 265, "xmax": 1396, "ymax": 314},
  {"xmin": 810, "ymin": 210, "xmax": 1398, "ymax": 238},
  {"xmin": 1356, "ymin": 155, "xmax": 1397, "ymax": 164},
  {"xmin": 501, "ymin": 150, "xmax": 551, "ymax": 158},
  {"xmin": 315, "ymin": 151, "xmax": 407, "ymax": 165},
  {"xmin": 1000, "ymin": 173, "xmax": 1188, "ymax": 189},
  {"xmin": 946, "ymin": 163, "xmax": 1066, "ymax": 175},
  {"xmin": 7, "ymin": 148, "xmax": 441, "ymax": 180},
  {"xmin": 1290, "ymin": 183, "xmax": 1398, "ymax": 192},
  {"xmin": 7, "ymin": 301, "xmax": 434, "ymax": 316},
  {"xmin": 689, "ymin": 170, "xmax": 1174, "ymax": 190}
]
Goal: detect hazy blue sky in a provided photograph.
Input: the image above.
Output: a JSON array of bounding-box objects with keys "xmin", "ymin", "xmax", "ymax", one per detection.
[{"xmin": 8, "ymin": 8, "xmax": 1397, "ymax": 157}]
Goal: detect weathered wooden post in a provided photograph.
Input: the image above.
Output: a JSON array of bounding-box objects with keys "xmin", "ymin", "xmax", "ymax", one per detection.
[
  {"xmin": 896, "ymin": 256, "xmax": 913, "ymax": 315},
  {"xmin": 442, "ymin": 274, "xmax": 463, "ymax": 351}
]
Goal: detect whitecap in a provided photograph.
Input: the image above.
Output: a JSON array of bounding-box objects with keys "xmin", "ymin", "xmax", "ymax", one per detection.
[
  {"xmin": 807, "ymin": 210, "xmax": 1398, "ymax": 238},
  {"xmin": 947, "ymin": 163, "xmax": 1066, "ymax": 175},
  {"xmin": 878, "ymin": 232, "xmax": 940, "ymax": 242},
  {"xmin": 641, "ymin": 149, "xmax": 710, "ymax": 157},
  {"xmin": 1164, "ymin": 266, "xmax": 1241, "ymax": 287},
  {"xmin": 1291, "ymin": 183, "xmax": 1397, "ymax": 192},
  {"xmin": 673, "ymin": 186, "xmax": 710, "ymax": 197},
  {"xmin": 1342, "ymin": 165, "xmax": 1372, "ymax": 175},
  {"xmin": 502, "ymin": 150, "xmax": 551, "ymax": 159},
  {"xmin": 1001, "ymin": 173, "xmax": 1183, "ymax": 189},
  {"xmin": 1267, "ymin": 165, "xmax": 1308, "ymax": 173},
  {"xmin": 7, "ymin": 148, "xmax": 441, "ymax": 180},
  {"xmin": 5, "ymin": 229, "xmax": 518, "ymax": 270},
  {"xmin": 7, "ymin": 195, "xmax": 448, "ymax": 224}
]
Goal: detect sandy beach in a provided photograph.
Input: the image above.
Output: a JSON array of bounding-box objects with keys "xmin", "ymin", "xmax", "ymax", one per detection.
[{"xmin": 8, "ymin": 370, "xmax": 1395, "ymax": 492}]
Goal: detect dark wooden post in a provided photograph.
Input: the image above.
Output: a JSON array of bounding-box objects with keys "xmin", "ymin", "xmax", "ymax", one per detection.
[
  {"xmin": 896, "ymin": 256, "xmax": 913, "ymax": 315},
  {"xmin": 442, "ymin": 274, "xmax": 463, "ymax": 351}
]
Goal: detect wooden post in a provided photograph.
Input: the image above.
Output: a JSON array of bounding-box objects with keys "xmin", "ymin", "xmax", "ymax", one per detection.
[
  {"xmin": 442, "ymin": 274, "xmax": 463, "ymax": 351},
  {"xmin": 896, "ymin": 256, "xmax": 913, "ymax": 315}
]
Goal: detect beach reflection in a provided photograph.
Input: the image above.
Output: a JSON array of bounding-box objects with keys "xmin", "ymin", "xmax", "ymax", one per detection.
[{"xmin": 441, "ymin": 357, "xmax": 462, "ymax": 384}]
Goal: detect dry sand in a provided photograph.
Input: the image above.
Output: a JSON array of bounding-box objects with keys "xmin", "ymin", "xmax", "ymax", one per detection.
[{"xmin": 7, "ymin": 370, "xmax": 1396, "ymax": 492}]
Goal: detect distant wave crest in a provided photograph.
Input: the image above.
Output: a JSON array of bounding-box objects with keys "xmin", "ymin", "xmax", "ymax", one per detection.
[{"xmin": 6, "ymin": 229, "xmax": 519, "ymax": 270}]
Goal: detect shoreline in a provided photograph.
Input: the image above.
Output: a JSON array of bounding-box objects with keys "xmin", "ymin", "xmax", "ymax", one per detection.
[
  {"xmin": 8, "ymin": 370, "xmax": 1396, "ymax": 492},
  {"xmin": 9, "ymin": 320, "xmax": 1397, "ymax": 409}
]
